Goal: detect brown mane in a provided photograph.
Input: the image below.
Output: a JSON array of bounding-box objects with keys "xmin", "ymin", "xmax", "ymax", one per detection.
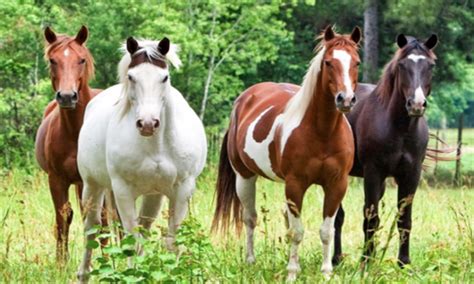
[
  {"xmin": 375, "ymin": 38, "xmax": 436, "ymax": 104},
  {"xmin": 44, "ymin": 35, "xmax": 95, "ymax": 82}
]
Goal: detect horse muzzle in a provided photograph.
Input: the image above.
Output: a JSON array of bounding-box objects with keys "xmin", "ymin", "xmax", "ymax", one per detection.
[
  {"xmin": 406, "ymin": 97, "xmax": 427, "ymax": 117},
  {"xmin": 136, "ymin": 118, "xmax": 160, "ymax": 137},
  {"xmin": 56, "ymin": 91, "xmax": 78, "ymax": 109},
  {"xmin": 335, "ymin": 92, "xmax": 357, "ymax": 113}
]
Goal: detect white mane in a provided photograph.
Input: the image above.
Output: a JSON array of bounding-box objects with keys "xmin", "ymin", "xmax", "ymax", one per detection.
[
  {"xmin": 118, "ymin": 39, "xmax": 182, "ymax": 83},
  {"xmin": 284, "ymin": 46, "xmax": 326, "ymax": 123},
  {"xmin": 280, "ymin": 46, "xmax": 326, "ymax": 151}
]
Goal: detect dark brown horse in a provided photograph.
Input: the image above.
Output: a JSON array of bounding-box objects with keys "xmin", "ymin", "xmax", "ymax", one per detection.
[
  {"xmin": 212, "ymin": 26, "xmax": 361, "ymax": 280},
  {"xmin": 333, "ymin": 34, "xmax": 438, "ymax": 267},
  {"xmin": 35, "ymin": 26, "xmax": 102, "ymax": 261}
]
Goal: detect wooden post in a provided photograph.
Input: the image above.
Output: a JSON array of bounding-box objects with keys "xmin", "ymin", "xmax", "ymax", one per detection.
[
  {"xmin": 454, "ymin": 113, "xmax": 463, "ymax": 186},
  {"xmin": 434, "ymin": 129, "xmax": 439, "ymax": 174}
]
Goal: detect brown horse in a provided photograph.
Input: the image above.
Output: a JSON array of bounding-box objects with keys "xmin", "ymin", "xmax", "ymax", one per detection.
[
  {"xmin": 332, "ymin": 34, "xmax": 438, "ymax": 267},
  {"xmin": 212, "ymin": 26, "xmax": 361, "ymax": 280},
  {"xmin": 35, "ymin": 26, "xmax": 102, "ymax": 261}
]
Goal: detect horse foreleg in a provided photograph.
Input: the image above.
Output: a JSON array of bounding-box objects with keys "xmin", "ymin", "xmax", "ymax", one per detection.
[
  {"xmin": 48, "ymin": 174, "xmax": 72, "ymax": 262},
  {"xmin": 362, "ymin": 166, "xmax": 387, "ymax": 263},
  {"xmin": 332, "ymin": 205, "xmax": 345, "ymax": 266},
  {"xmin": 395, "ymin": 170, "xmax": 420, "ymax": 267},
  {"xmin": 112, "ymin": 181, "xmax": 138, "ymax": 265},
  {"xmin": 236, "ymin": 174, "xmax": 257, "ymax": 263},
  {"xmin": 321, "ymin": 179, "xmax": 348, "ymax": 278},
  {"xmin": 139, "ymin": 194, "xmax": 164, "ymax": 230},
  {"xmin": 284, "ymin": 177, "xmax": 308, "ymax": 282},
  {"xmin": 166, "ymin": 178, "xmax": 194, "ymax": 251},
  {"xmin": 77, "ymin": 182, "xmax": 105, "ymax": 283}
]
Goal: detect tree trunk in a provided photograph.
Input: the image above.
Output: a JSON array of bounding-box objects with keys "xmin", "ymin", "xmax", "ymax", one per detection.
[
  {"xmin": 199, "ymin": 55, "xmax": 215, "ymax": 121},
  {"xmin": 363, "ymin": 0, "xmax": 378, "ymax": 83}
]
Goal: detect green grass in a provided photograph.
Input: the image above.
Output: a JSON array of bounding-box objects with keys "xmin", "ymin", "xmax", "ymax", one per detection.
[{"xmin": 0, "ymin": 168, "xmax": 473, "ymax": 282}]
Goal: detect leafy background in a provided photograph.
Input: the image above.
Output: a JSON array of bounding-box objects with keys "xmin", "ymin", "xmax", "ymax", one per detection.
[{"xmin": 0, "ymin": 0, "xmax": 473, "ymax": 169}]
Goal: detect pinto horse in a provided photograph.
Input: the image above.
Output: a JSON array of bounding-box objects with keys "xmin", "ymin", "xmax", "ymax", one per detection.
[
  {"xmin": 332, "ymin": 34, "xmax": 438, "ymax": 267},
  {"xmin": 76, "ymin": 37, "xmax": 207, "ymax": 281},
  {"xmin": 35, "ymin": 26, "xmax": 102, "ymax": 261},
  {"xmin": 212, "ymin": 26, "xmax": 361, "ymax": 280}
]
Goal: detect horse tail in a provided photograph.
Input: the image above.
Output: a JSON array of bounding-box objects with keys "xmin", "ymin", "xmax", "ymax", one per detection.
[
  {"xmin": 423, "ymin": 132, "xmax": 460, "ymax": 169},
  {"xmin": 211, "ymin": 131, "xmax": 242, "ymax": 235}
]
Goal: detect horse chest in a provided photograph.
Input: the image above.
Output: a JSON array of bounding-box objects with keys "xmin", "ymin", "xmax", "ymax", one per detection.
[{"xmin": 112, "ymin": 152, "xmax": 178, "ymax": 193}]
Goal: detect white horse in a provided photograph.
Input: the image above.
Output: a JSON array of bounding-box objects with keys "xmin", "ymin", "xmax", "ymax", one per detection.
[{"xmin": 76, "ymin": 37, "xmax": 207, "ymax": 281}]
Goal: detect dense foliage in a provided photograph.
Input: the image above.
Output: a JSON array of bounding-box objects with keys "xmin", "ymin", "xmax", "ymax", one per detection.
[{"xmin": 0, "ymin": 0, "xmax": 473, "ymax": 168}]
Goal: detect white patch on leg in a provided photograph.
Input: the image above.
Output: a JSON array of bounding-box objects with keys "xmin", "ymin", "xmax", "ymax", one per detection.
[
  {"xmin": 413, "ymin": 86, "xmax": 425, "ymax": 104},
  {"xmin": 236, "ymin": 174, "xmax": 257, "ymax": 263},
  {"xmin": 320, "ymin": 214, "xmax": 336, "ymax": 277},
  {"xmin": 64, "ymin": 48, "xmax": 70, "ymax": 57},
  {"xmin": 244, "ymin": 106, "xmax": 283, "ymax": 181},
  {"xmin": 333, "ymin": 49, "xmax": 354, "ymax": 98},
  {"xmin": 407, "ymin": 54, "xmax": 426, "ymax": 62},
  {"xmin": 286, "ymin": 204, "xmax": 304, "ymax": 281}
]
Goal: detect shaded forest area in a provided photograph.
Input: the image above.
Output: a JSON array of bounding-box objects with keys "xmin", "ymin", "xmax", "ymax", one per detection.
[{"xmin": 0, "ymin": 0, "xmax": 473, "ymax": 168}]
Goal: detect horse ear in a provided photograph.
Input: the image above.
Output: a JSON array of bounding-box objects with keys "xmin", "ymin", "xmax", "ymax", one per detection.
[
  {"xmin": 158, "ymin": 37, "xmax": 170, "ymax": 55},
  {"xmin": 44, "ymin": 27, "xmax": 57, "ymax": 44},
  {"xmin": 324, "ymin": 25, "xmax": 335, "ymax": 42},
  {"xmin": 350, "ymin": 26, "xmax": 361, "ymax": 44},
  {"xmin": 425, "ymin": 34, "xmax": 438, "ymax": 50},
  {"xmin": 397, "ymin": 34, "xmax": 408, "ymax": 48},
  {"xmin": 127, "ymin": 37, "xmax": 139, "ymax": 55},
  {"xmin": 75, "ymin": 25, "xmax": 89, "ymax": 45}
]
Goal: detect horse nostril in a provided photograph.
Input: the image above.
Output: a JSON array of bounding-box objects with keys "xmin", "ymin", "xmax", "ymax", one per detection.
[
  {"xmin": 72, "ymin": 92, "xmax": 78, "ymax": 101},
  {"xmin": 351, "ymin": 96, "xmax": 357, "ymax": 104},
  {"xmin": 136, "ymin": 119, "xmax": 144, "ymax": 129},
  {"xmin": 153, "ymin": 119, "xmax": 160, "ymax": 128},
  {"xmin": 55, "ymin": 92, "xmax": 61, "ymax": 100},
  {"xmin": 407, "ymin": 99, "xmax": 412, "ymax": 107},
  {"xmin": 422, "ymin": 101, "xmax": 427, "ymax": 108},
  {"xmin": 336, "ymin": 93, "xmax": 344, "ymax": 103}
]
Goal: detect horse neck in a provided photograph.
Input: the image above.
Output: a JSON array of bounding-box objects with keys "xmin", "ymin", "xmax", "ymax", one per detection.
[
  {"xmin": 303, "ymin": 73, "xmax": 344, "ymax": 138},
  {"xmin": 58, "ymin": 82, "xmax": 92, "ymax": 137}
]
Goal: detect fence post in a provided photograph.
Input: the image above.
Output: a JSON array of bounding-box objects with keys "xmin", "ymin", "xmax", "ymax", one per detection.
[
  {"xmin": 434, "ymin": 129, "xmax": 439, "ymax": 175},
  {"xmin": 454, "ymin": 113, "xmax": 463, "ymax": 186}
]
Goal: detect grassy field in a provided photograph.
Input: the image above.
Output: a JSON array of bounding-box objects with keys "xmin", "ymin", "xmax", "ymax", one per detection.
[{"xmin": 0, "ymin": 168, "xmax": 473, "ymax": 283}]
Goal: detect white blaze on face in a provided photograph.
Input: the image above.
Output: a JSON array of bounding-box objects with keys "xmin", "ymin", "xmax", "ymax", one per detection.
[
  {"xmin": 128, "ymin": 63, "xmax": 169, "ymax": 122},
  {"xmin": 244, "ymin": 106, "xmax": 283, "ymax": 182},
  {"xmin": 413, "ymin": 86, "xmax": 426, "ymax": 104},
  {"xmin": 333, "ymin": 49, "xmax": 354, "ymax": 97},
  {"xmin": 64, "ymin": 48, "xmax": 70, "ymax": 57},
  {"xmin": 407, "ymin": 54, "xmax": 426, "ymax": 63}
]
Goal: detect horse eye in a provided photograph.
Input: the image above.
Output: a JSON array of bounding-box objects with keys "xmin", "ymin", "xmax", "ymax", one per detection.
[
  {"xmin": 162, "ymin": 75, "xmax": 169, "ymax": 83},
  {"xmin": 128, "ymin": 74, "xmax": 134, "ymax": 82},
  {"xmin": 49, "ymin": 59, "xmax": 57, "ymax": 65},
  {"xmin": 356, "ymin": 61, "xmax": 361, "ymax": 66},
  {"xmin": 79, "ymin": 59, "xmax": 86, "ymax": 64},
  {"xmin": 324, "ymin": 60, "xmax": 332, "ymax": 67}
]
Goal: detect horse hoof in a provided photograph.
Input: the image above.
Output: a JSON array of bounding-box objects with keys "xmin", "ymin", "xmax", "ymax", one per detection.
[
  {"xmin": 320, "ymin": 264, "xmax": 332, "ymax": 279},
  {"xmin": 286, "ymin": 272, "xmax": 297, "ymax": 282},
  {"xmin": 398, "ymin": 256, "xmax": 411, "ymax": 268},
  {"xmin": 246, "ymin": 255, "xmax": 256, "ymax": 264},
  {"xmin": 77, "ymin": 271, "xmax": 90, "ymax": 283},
  {"xmin": 332, "ymin": 254, "xmax": 344, "ymax": 266},
  {"xmin": 164, "ymin": 236, "xmax": 176, "ymax": 252}
]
